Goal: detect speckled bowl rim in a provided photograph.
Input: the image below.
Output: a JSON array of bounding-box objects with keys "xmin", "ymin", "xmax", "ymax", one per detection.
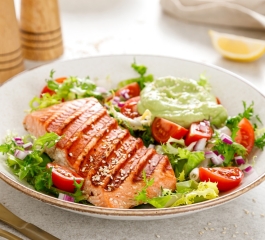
[{"xmin": 1, "ymin": 54, "xmax": 265, "ymax": 220}]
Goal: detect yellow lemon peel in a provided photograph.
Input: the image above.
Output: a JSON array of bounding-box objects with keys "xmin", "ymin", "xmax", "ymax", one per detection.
[{"xmin": 209, "ymin": 30, "xmax": 265, "ymax": 62}]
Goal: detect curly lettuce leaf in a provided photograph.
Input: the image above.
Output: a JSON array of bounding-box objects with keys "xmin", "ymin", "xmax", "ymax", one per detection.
[
  {"xmin": 0, "ymin": 132, "xmax": 60, "ymax": 192},
  {"xmin": 30, "ymin": 74, "xmax": 109, "ymax": 112},
  {"xmin": 147, "ymin": 181, "xmax": 219, "ymax": 208},
  {"xmin": 161, "ymin": 138, "xmax": 205, "ymax": 179}
]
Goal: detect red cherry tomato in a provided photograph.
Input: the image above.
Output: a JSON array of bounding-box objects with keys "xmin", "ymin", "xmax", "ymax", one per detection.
[
  {"xmin": 235, "ymin": 118, "xmax": 255, "ymax": 154},
  {"xmin": 115, "ymin": 82, "xmax": 140, "ymax": 99},
  {"xmin": 40, "ymin": 77, "xmax": 67, "ymax": 97},
  {"xmin": 199, "ymin": 167, "xmax": 244, "ymax": 192},
  {"xmin": 47, "ymin": 162, "xmax": 84, "ymax": 193},
  {"xmin": 151, "ymin": 117, "xmax": 188, "ymax": 143},
  {"xmin": 120, "ymin": 96, "xmax": 141, "ymax": 119},
  {"xmin": 185, "ymin": 122, "xmax": 213, "ymax": 146}
]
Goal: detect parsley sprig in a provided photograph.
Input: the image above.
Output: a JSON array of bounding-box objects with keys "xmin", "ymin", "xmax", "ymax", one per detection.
[
  {"xmin": 117, "ymin": 61, "xmax": 154, "ymax": 90},
  {"xmin": 226, "ymin": 101, "xmax": 254, "ymax": 140}
]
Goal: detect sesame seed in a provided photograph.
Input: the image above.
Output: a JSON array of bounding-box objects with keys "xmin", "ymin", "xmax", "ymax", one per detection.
[
  {"xmin": 244, "ymin": 209, "xmax": 250, "ymax": 214},
  {"xmin": 68, "ymin": 152, "xmax": 73, "ymax": 157}
]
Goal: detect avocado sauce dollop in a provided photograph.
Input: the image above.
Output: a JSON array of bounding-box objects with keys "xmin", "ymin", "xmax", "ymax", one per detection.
[{"xmin": 137, "ymin": 76, "xmax": 228, "ymax": 128}]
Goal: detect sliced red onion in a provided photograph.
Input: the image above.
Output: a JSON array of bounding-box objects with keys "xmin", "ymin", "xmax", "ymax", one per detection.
[
  {"xmin": 235, "ymin": 156, "xmax": 245, "ymax": 165},
  {"xmin": 211, "ymin": 154, "xmax": 224, "ymax": 165},
  {"xmin": 118, "ymin": 101, "xmax": 125, "ymax": 107},
  {"xmin": 14, "ymin": 137, "xmax": 24, "ymax": 146},
  {"xmin": 185, "ymin": 141, "xmax": 197, "ymax": 151},
  {"xmin": 205, "ymin": 151, "xmax": 224, "ymax": 165},
  {"xmin": 243, "ymin": 165, "xmax": 253, "ymax": 174},
  {"xmin": 220, "ymin": 133, "xmax": 233, "ymax": 145},
  {"xmin": 23, "ymin": 142, "xmax": 33, "ymax": 150},
  {"xmin": 112, "ymin": 96, "xmax": 120, "ymax": 103},
  {"xmin": 213, "ymin": 150, "xmax": 219, "ymax": 155},
  {"xmin": 194, "ymin": 138, "xmax": 207, "ymax": 151},
  {"xmin": 14, "ymin": 149, "xmax": 29, "ymax": 160},
  {"xmin": 120, "ymin": 89, "xmax": 130, "ymax": 100},
  {"xmin": 205, "ymin": 151, "xmax": 216, "ymax": 159},
  {"xmin": 58, "ymin": 193, "xmax": 75, "ymax": 202}
]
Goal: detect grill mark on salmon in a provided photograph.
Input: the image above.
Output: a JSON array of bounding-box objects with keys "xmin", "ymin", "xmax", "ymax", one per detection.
[
  {"xmin": 134, "ymin": 153, "xmax": 164, "ymax": 181},
  {"xmin": 23, "ymin": 98, "xmax": 177, "ymax": 209},
  {"xmin": 79, "ymin": 128, "xmax": 129, "ymax": 179},
  {"xmin": 68, "ymin": 116, "xmax": 117, "ymax": 171},
  {"xmin": 57, "ymin": 102, "xmax": 106, "ymax": 149},
  {"xmin": 90, "ymin": 135, "xmax": 141, "ymax": 190},
  {"xmin": 104, "ymin": 143, "xmax": 146, "ymax": 190},
  {"xmin": 47, "ymin": 98, "xmax": 91, "ymax": 134}
]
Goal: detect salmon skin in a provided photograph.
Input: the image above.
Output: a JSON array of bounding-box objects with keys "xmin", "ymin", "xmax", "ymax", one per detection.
[{"xmin": 23, "ymin": 98, "xmax": 176, "ymax": 209}]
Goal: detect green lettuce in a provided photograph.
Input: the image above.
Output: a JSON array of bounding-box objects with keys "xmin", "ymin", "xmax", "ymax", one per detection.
[
  {"xmin": 136, "ymin": 179, "xmax": 219, "ymax": 208},
  {"xmin": 161, "ymin": 137, "xmax": 205, "ymax": 179}
]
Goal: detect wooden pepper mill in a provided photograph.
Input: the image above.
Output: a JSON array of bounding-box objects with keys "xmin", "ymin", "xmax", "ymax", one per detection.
[
  {"xmin": 0, "ymin": 0, "xmax": 24, "ymax": 84},
  {"xmin": 20, "ymin": 0, "xmax": 64, "ymax": 61}
]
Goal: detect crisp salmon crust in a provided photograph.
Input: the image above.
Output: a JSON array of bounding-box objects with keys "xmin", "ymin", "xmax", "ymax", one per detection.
[{"xmin": 23, "ymin": 98, "xmax": 177, "ymax": 208}]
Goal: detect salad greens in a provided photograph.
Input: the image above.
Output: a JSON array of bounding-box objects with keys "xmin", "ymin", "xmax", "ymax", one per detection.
[
  {"xmin": 1, "ymin": 60, "xmax": 265, "ymax": 209},
  {"xmin": 30, "ymin": 72, "xmax": 108, "ymax": 111},
  {"xmin": 135, "ymin": 172, "xmax": 219, "ymax": 208},
  {"xmin": 0, "ymin": 132, "xmax": 87, "ymax": 202},
  {"xmin": 0, "ymin": 132, "xmax": 59, "ymax": 189},
  {"xmin": 160, "ymin": 138, "xmax": 205, "ymax": 179},
  {"xmin": 117, "ymin": 61, "xmax": 154, "ymax": 90}
]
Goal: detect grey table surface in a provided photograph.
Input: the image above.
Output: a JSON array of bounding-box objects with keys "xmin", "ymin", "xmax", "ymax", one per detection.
[{"xmin": 1, "ymin": 0, "xmax": 265, "ymax": 239}]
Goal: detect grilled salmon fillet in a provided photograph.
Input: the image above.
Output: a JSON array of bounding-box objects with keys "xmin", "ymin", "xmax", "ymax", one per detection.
[{"xmin": 23, "ymin": 98, "xmax": 176, "ymax": 208}]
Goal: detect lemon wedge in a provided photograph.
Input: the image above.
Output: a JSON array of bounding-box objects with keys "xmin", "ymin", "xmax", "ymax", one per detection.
[{"xmin": 209, "ymin": 30, "xmax": 265, "ymax": 62}]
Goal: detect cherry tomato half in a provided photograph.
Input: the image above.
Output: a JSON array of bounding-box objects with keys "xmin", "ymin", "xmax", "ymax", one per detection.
[
  {"xmin": 115, "ymin": 82, "xmax": 141, "ymax": 99},
  {"xmin": 151, "ymin": 117, "xmax": 188, "ymax": 143},
  {"xmin": 47, "ymin": 162, "xmax": 84, "ymax": 193},
  {"xmin": 40, "ymin": 77, "xmax": 67, "ymax": 97},
  {"xmin": 235, "ymin": 118, "xmax": 255, "ymax": 154},
  {"xmin": 199, "ymin": 167, "xmax": 244, "ymax": 192},
  {"xmin": 185, "ymin": 121, "xmax": 213, "ymax": 146},
  {"xmin": 120, "ymin": 96, "xmax": 141, "ymax": 119}
]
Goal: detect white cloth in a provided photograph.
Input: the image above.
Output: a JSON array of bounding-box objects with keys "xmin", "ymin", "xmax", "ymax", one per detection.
[{"xmin": 160, "ymin": 0, "xmax": 265, "ymax": 29}]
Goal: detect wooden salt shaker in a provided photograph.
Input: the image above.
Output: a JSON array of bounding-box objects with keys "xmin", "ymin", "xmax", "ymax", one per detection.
[
  {"xmin": 20, "ymin": 0, "xmax": 63, "ymax": 61},
  {"xmin": 0, "ymin": 0, "xmax": 24, "ymax": 84}
]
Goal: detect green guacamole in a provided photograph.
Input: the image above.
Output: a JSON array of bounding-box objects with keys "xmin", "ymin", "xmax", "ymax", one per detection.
[{"xmin": 137, "ymin": 76, "xmax": 228, "ymax": 128}]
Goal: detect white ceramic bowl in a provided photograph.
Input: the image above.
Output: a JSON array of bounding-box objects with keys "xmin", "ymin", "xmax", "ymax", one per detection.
[{"xmin": 1, "ymin": 55, "xmax": 265, "ymax": 220}]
